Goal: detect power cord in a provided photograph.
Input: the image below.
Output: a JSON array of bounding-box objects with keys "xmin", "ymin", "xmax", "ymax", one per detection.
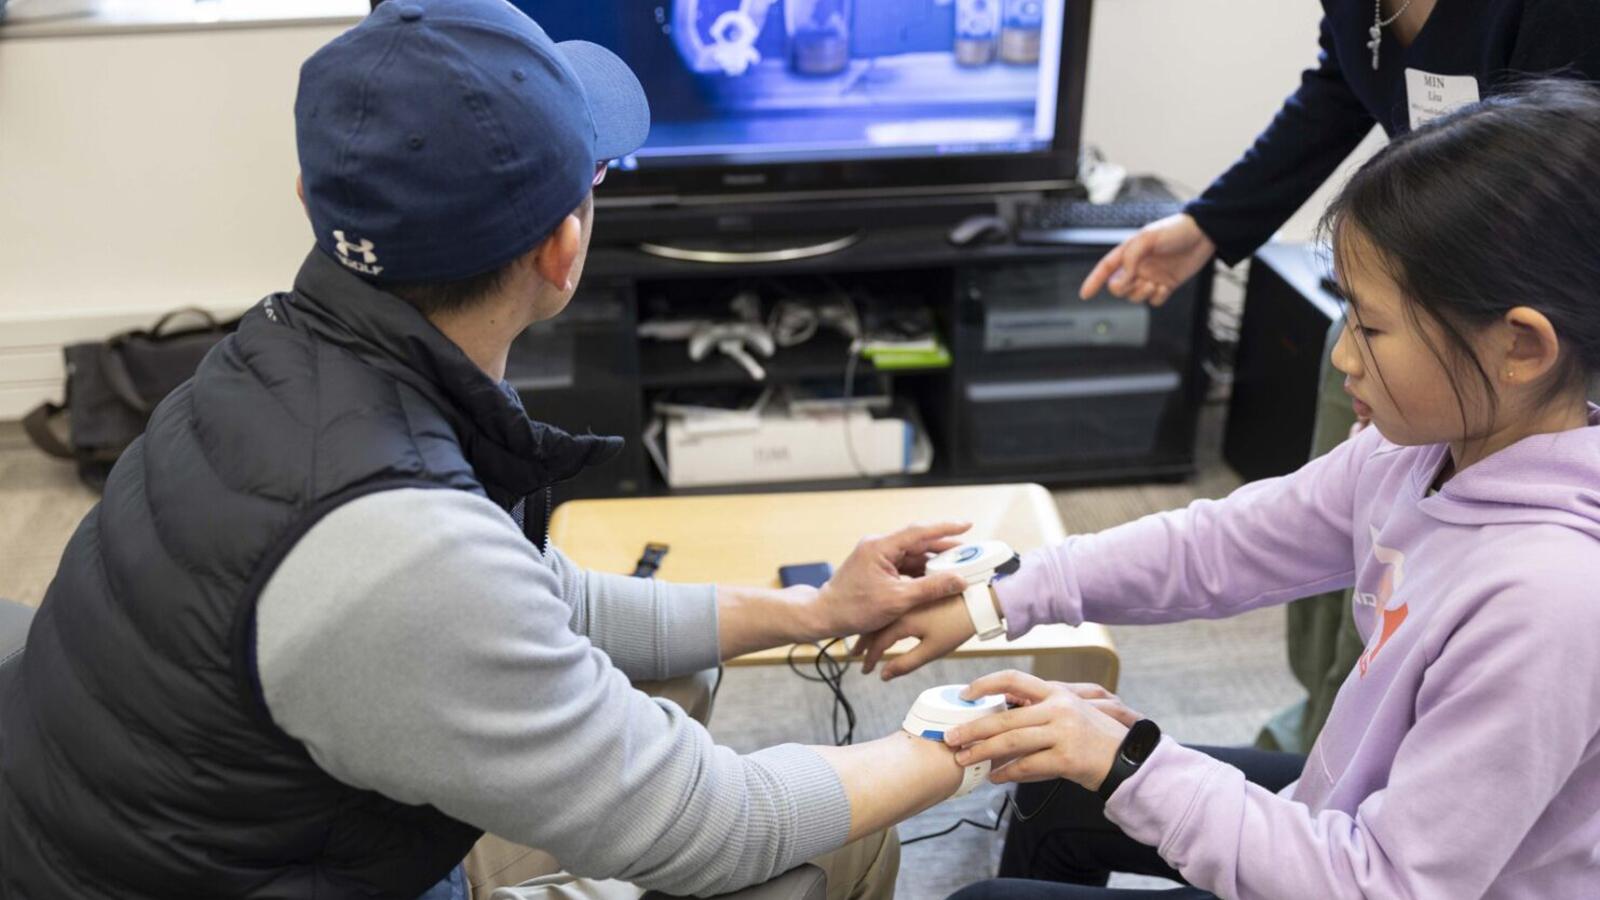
[
  {"xmin": 900, "ymin": 805, "xmax": 1003, "ymax": 846},
  {"xmin": 841, "ymin": 337, "xmax": 871, "ymax": 480},
  {"xmin": 829, "ymin": 286, "xmax": 872, "ymax": 480},
  {"xmin": 786, "ymin": 637, "xmax": 857, "ymax": 746},
  {"xmin": 901, "ymin": 781, "xmax": 1065, "ymax": 845}
]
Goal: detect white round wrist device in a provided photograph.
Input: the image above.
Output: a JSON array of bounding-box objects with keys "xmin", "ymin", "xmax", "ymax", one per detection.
[
  {"xmin": 902, "ymin": 685, "xmax": 1006, "ymax": 798},
  {"xmin": 925, "ymin": 540, "xmax": 1019, "ymax": 641}
]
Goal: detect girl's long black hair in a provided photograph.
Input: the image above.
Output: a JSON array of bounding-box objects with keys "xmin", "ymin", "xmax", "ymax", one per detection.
[{"xmin": 1322, "ymin": 79, "xmax": 1600, "ymax": 431}]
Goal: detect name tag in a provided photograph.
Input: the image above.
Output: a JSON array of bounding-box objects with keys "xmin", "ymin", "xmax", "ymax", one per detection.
[{"xmin": 1405, "ymin": 68, "xmax": 1481, "ymax": 129}]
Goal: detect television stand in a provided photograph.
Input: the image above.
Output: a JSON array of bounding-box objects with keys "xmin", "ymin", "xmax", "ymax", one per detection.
[
  {"xmin": 511, "ymin": 219, "xmax": 1214, "ymax": 502},
  {"xmin": 637, "ymin": 231, "xmax": 863, "ymax": 265}
]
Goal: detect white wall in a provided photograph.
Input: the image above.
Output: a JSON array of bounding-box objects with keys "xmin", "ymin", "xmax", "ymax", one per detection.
[
  {"xmin": 0, "ymin": 21, "xmax": 348, "ymax": 415},
  {"xmin": 0, "ymin": 1, "xmax": 1378, "ymax": 419},
  {"xmin": 1084, "ymin": 0, "xmax": 1383, "ymax": 244}
]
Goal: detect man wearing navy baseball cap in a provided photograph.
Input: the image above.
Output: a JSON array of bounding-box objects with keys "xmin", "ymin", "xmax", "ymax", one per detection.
[{"xmin": 0, "ymin": 3, "xmax": 978, "ymax": 899}]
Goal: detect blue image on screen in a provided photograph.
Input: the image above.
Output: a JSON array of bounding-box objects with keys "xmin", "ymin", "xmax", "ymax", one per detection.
[{"xmin": 515, "ymin": 1, "xmax": 1063, "ymax": 168}]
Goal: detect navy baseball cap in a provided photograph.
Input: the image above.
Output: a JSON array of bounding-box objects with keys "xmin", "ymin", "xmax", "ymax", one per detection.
[{"xmin": 294, "ymin": 0, "xmax": 649, "ymax": 283}]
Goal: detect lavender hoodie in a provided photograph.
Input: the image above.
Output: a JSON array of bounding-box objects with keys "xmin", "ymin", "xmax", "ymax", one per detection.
[{"xmin": 995, "ymin": 408, "xmax": 1600, "ymax": 899}]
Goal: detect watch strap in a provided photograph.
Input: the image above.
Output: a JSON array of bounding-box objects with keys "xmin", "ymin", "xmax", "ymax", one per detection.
[
  {"xmin": 1096, "ymin": 719, "xmax": 1161, "ymax": 801},
  {"xmin": 963, "ymin": 582, "xmax": 1005, "ymax": 640},
  {"xmin": 1096, "ymin": 749, "xmax": 1137, "ymax": 802},
  {"xmin": 953, "ymin": 758, "xmax": 990, "ymax": 798}
]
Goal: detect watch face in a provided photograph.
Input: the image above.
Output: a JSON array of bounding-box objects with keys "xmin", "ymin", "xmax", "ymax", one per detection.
[{"xmin": 1122, "ymin": 719, "xmax": 1161, "ymax": 765}]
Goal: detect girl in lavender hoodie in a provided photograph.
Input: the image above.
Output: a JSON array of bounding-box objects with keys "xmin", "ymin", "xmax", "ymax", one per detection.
[{"xmin": 863, "ymin": 81, "xmax": 1600, "ymax": 900}]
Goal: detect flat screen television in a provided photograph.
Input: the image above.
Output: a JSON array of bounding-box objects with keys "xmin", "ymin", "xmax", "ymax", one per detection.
[{"xmin": 518, "ymin": 0, "xmax": 1093, "ymax": 210}]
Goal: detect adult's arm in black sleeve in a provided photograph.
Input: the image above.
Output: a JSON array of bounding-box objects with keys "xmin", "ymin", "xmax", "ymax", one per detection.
[{"xmin": 1184, "ymin": 17, "xmax": 1377, "ymax": 266}]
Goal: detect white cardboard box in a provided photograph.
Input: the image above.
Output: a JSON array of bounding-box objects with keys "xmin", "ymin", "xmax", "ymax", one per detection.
[{"xmin": 655, "ymin": 408, "xmax": 932, "ymax": 488}]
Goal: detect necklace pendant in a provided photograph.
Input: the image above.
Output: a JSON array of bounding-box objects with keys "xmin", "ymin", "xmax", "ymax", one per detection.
[{"xmin": 1368, "ymin": 24, "xmax": 1382, "ymax": 70}]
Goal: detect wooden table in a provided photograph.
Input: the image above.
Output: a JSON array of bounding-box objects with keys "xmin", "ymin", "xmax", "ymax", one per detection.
[{"xmin": 548, "ymin": 484, "xmax": 1120, "ymax": 690}]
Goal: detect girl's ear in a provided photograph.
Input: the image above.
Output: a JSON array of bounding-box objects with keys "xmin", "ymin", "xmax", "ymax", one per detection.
[{"xmin": 1499, "ymin": 306, "xmax": 1563, "ymax": 385}]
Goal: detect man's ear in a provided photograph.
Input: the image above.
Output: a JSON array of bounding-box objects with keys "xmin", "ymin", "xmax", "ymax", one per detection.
[
  {"xmin": 534, "ymin": 214, "xmax": 582, "ymax": 292},
  {"xmin": 1501, "ymin": 306, "xmax": 1563, "ymax": 385},
  {"xmin": 296, "ymin": 174, "xmax": 308, "ymax": 215}
]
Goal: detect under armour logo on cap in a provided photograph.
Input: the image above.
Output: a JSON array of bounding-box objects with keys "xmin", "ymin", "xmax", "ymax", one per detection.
[
  {"xmin": 333, "ymin": 230, "xmax": 383, "ymax": 276},
  {"xmin": 334, "ymin": 230, "xmax": 377, "ymax": 264}
]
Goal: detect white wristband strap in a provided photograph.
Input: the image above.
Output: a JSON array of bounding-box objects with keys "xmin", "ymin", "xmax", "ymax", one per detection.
[
  {"xmin": 964, "ymin": 583, "xmax": 1005, "ymax": 640},
  {"xmin": 927, "ymin": 540, "xmax": 1013, "ymax": 641},
  {"xmin": 954, "ymin": 758, "xmax": 991, "ymax": 798}
]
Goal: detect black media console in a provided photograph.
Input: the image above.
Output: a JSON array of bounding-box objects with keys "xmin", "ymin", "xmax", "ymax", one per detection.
[{"xmin": 510, "ymin": 212, "xmax": 1213, "ymax": 503}]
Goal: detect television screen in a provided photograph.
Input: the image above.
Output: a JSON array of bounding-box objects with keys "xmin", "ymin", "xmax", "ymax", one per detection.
[{"xmin": 520, "ymin": 1, "xmax": 1068, "ymax": 171}]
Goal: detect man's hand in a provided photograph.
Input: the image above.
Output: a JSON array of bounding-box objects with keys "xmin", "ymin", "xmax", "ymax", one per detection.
[
  {"xmin": 855, "ymin": 595, "xmax": 976, "ymax": 681},
  {"xmin": 810, "ymin": 522, "xmax": 972, "ymax": 639},
  {"xmin": 944, "ymin": 670, "xmax": 1135, "ymax": 792}
]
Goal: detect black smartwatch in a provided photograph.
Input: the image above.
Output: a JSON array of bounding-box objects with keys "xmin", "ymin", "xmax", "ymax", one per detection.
[{"xmin": 1096, "ymin": 719, "xmax": 1162, "ymax": 801}]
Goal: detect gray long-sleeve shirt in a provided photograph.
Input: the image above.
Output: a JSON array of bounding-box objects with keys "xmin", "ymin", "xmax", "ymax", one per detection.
[{"xmin": 255, "ymin": 488, "xmax": 852, "ymax": 897}]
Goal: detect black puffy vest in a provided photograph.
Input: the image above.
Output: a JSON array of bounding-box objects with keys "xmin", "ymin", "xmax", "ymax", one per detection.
[{"xmin": 0, "ymin": 250, "xmax": 620, "ymax": 899}]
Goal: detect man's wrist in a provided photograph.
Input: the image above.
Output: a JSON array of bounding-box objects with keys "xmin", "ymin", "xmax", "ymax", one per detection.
[
  {"xmin": 785, "ymin": 584, "xmax": 827, "ymax": 642},
  {"xmin": 716, "ymin": 584, "xmax": 827, "ymax": 660},
  {"xmin": 893, "ymin": 730, "xmax": 965, "ymax": 797}
]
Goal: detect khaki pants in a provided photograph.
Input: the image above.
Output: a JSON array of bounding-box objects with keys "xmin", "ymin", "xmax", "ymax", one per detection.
[{"xmin": 465, "ymin": 670, "xmax": 900, "ymax": 900}]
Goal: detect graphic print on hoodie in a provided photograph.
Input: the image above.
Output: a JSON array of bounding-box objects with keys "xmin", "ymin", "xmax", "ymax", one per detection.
[{"xmin": 1356, "ymin": 525, "xmax": 1408, "ymax": 677}]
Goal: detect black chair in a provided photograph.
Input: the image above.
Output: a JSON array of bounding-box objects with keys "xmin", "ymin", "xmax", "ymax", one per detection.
[{"xmin": 0, "ymin": 597, "xmax": 33, "ymax": 679}]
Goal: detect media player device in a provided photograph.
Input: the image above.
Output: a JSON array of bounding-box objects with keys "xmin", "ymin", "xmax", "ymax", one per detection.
[
  {"xmin": 902, "ymin": 685, "xmax": 1006, "ymax": 798},
  {"xmin": 925, "ymin": 540, "xmax": 1020, "ymax": 641}
]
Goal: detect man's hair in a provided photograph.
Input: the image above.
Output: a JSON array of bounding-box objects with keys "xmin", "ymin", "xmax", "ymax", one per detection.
[
  {"xmin": 386, "ymin": 194, "xmax": 592, "ymax": 317},
  {"xmin": 385, "ymin": 262, "xmax": 515, "ymax": 318}
]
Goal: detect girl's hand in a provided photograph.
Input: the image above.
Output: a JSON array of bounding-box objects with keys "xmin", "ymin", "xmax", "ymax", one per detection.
[
  {"xmin": 854, "ymin": 595, "xmax": 975, "ymax": 680},
  {"xmin": 1079, "ymin": 213, "xmax": 1216, "ymax": 306},
  {"xmin": 943, "ymin": 670, "xmax": 1136, "ymax": 792}
]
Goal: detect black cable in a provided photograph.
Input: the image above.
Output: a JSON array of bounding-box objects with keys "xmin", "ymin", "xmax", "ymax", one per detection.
[
  {"xmin": 786, "ymin": 637, "xmax": 857, "ymax": 746},
  {"xmin": 900, "ymin": 779, "xmax": 1065, "ymax": 845},
  {"xmin": 900, "ymin": 814, "xmax": 1000, "ymax": 845},
  {"xmin": 1010, "ymin": 781, "xmax": 1064, "ymax": 822},
  {"xmin": 902, "ymin": 810, "xmax": 998, "ymax": 845},
  {"xmin": 840, "ymin": 342, "xmax": 871, "ymax": 480},
  {"xmin": 902, "ymin": 793, "xmax": 1007, "ymax": 846},
  {"xmin": 815, "ymin": 638, "xmax": 856, "ymax": 745}
]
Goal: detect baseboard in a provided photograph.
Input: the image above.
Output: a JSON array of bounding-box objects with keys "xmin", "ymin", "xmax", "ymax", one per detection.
[{"xmin": 0, "ymin": 304, "xmax": 245, "ymax": 421}]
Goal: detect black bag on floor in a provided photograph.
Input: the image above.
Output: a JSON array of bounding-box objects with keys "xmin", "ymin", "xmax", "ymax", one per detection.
[{"xmin": 22, "ymin": 308, "xmax": 236, "ymax": 490}]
